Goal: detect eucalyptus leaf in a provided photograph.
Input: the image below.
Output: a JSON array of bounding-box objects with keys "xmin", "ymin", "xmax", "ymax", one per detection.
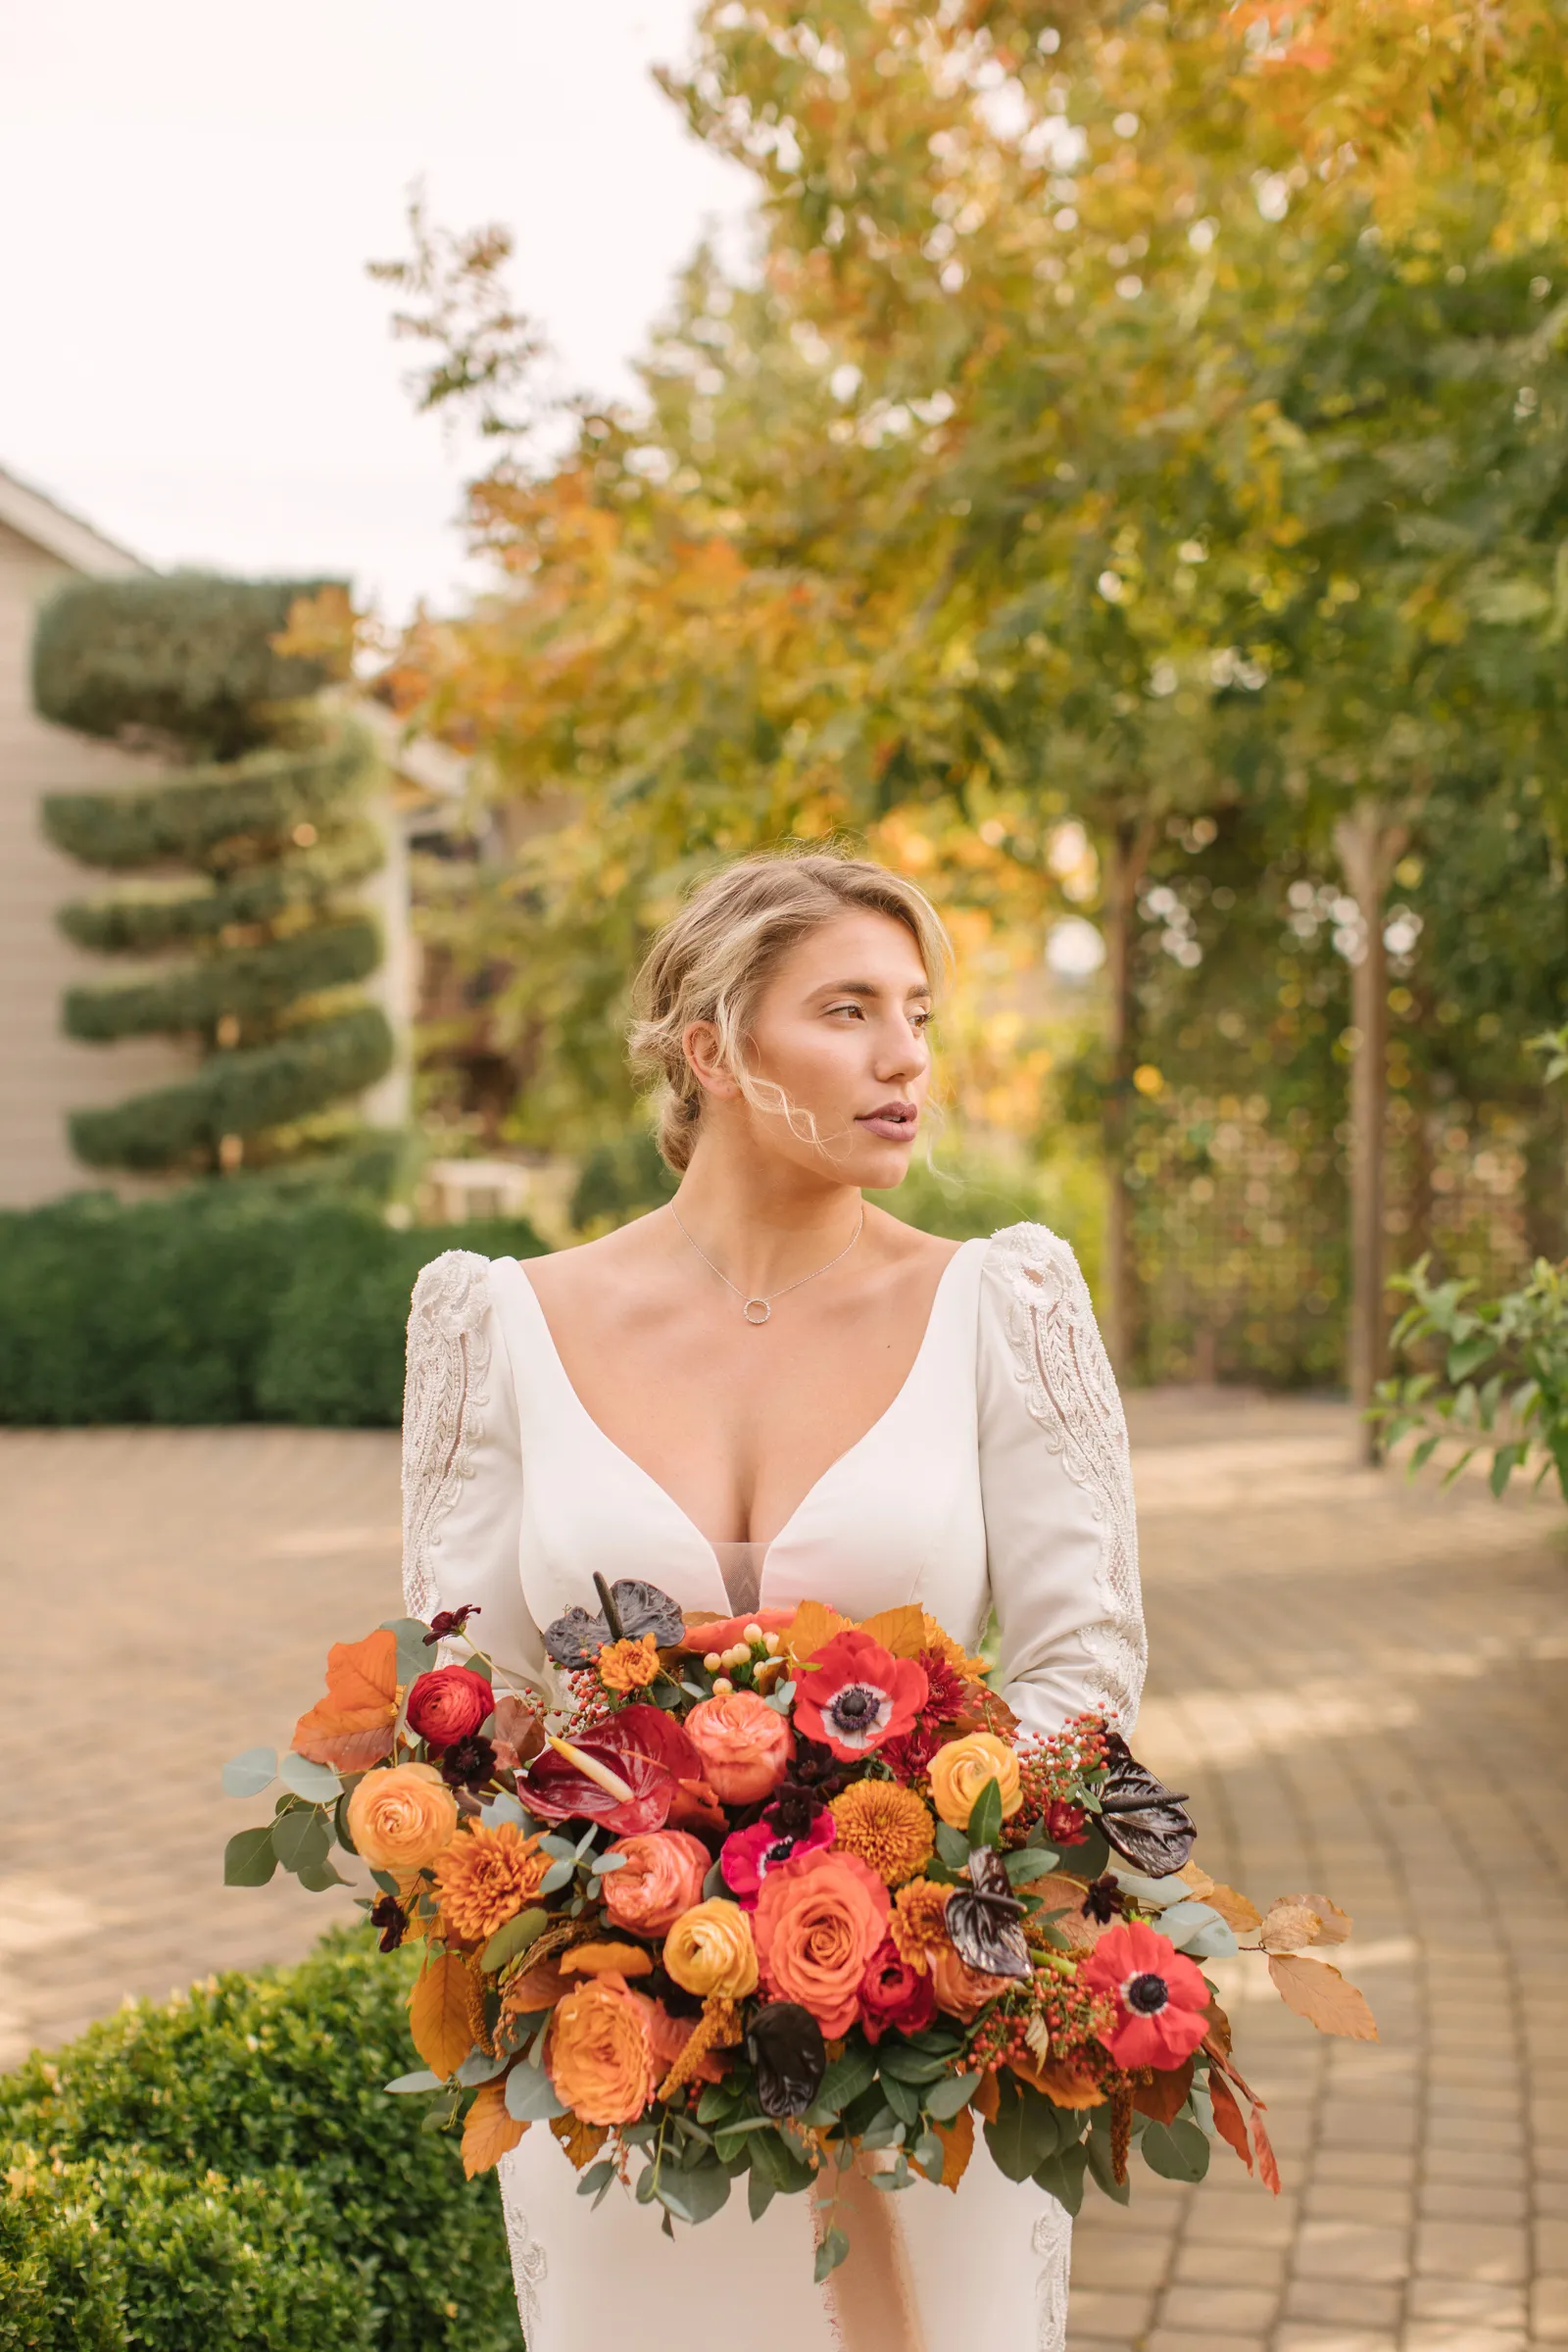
[
  {"xmin": 296, "ymin": 1855, "xmax": 348, "ymax": 1893},
  {"xmin": 816, "ymin": 2044, "xmax": 877, "ymax": 2115},
  {"xmin": 539, "ymin": 1856, "xmax": 576, "ymax": 1896},
  {"xmin": 1155, "ymin": 1901, "xmax": 1238, "ymax": 1959},
  {"xmin": 380, "ymin": 1615, "xmax": 434, "ymax": 1683},
  {"xmin": 1140, "ymin": 2118, "xmax": 1211, "ymax": 2183},
  {"xmin": 505, "ymin": 2065, "xmax": 567, "ymax": 2122},
  {"xmin": 577, "ymin": 2159, "xmax": 616, "ymax": 2198},
  {"xmin": 924, "ymin": 2070, "xmax": 982, "ymax": 2122},
  {"xmin": 480, "ymin": 1908, "xmax": 550, "ymax": 1973},
  {"xmin": 748, "ymin": 2167, "xmax": 778, "ymax": 2223},
  {"xmin": 912, "ymin": 2131, "xmax": 945, "ymax": 2183},
  {"xmin": 222, "ymin": 1824, "xmax": 278, "ymax": 1887},
  {"xmin": 814, "ymin": 2228, "xmax": 850, "ymax": 2284},
  {"xmin": 278, "ymin": 1751, "xmax": 343, "ymax": 1805},
  {"xmin": 1003, "ymin": 1845, "xmax": 1060, "ymax": 1885},
  {"xmin": 456, "ymin": 2049, "xmax": 510, "ymax": 2086},
  {"xmin": 272, "ymin": 1805, "xmax": 330, "ymax": 1875},
  {"xmin": 385, "ymin": 2068, "xmax": 443, "ymax": 2094},
  {"xmin": 221, "ymin": 1746, "xmax": 277, "ymax": 1800},
  {"xmin": 880, "ymin": 2072, "xmax": 921, "ymax": 2128},
  {"xmin": 477, "ymin": 1791, "xmax": 525, "ymax": 1831},
  {"xmin": 1034, "ymin": 2144, "xmax": 1089, "ymax": 2216}
]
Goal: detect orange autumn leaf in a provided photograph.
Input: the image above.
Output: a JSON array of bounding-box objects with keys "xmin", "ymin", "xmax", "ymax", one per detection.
[
  {"xmin": 973, "ymin": 2069, "xmax": 1002, "ymax": 2125},
  {"xmin": 1207, "ymin": 2069, "xmax": 1253, "ymax": 2177},
  {"xmin": 558, "ymin": 1941, "xmax": 655, "ymax": 1979},
  {"xmin": 410, "ymin": 1951, "xmax": 476, "ymax": 2081},
  {"xmin": 1133, "ymin": 2058, "xmax": 1194, "ymax": 2126},
  {"xmin": 463, "ymin": 2079, "xmax": 526, "ymax": 2178},
  {"xmin": 549, "ymin": 2111, "xmax": 610, "ymax": 2170},
  {"xmin": 1181, "ymin": 1868, "xmax": 1262, "ymax": 1936},
  {"xmin": 1258, "ymin": 1898, "xmax": 1329, "ymax": 1953},
  {"xmin": 1266, "ymin": 1954, "xmax": 1378, "ymax": 2041},
  {"xmin": 856, "ymin": 1604, "xmax": 927, "ymax": 1660},
  {"xmin": 785, "ymin": 1600, "xmax": 851, "ymax": 1671},
  {"xmin": 292, "ymin": 1628, "xmax": 399, "ymax": 1768},
  {"xmin": 1013, "ymin": 2051, "xmax": 1105, "ymax": 2110},
  {"xmin": 1280, "ymin": 1891, "xmax": 1352, "ymax": 1945},
  {"xmin": 1249, "ymin": 2094, "xmax": 1284, "ymax": 2196},
  {"xmin": 503, "ymin": 1954, "xmax": 571, "ymax": 2012},
  {"xmin": 915, "ymin": 2102, "xmax": 974, "ymax": 2193}
]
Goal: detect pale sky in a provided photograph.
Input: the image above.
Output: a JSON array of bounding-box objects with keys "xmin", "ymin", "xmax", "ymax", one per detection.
[{"xmin": 0, "ymin": 2, "xmax": 754, "ymax": 617}]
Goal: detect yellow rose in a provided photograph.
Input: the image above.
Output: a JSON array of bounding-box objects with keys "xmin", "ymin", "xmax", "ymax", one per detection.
[
  {"xmin": 347, "ymin": 1761, "xmax": 459, "ymax": 1873},
  {"xmin": 662, "ymin": 1898, "xmax": 760, "ymax": 2000},
  {"xmin": 925, "ymin": 1733, "xmax": 1022, "ymax": 1832}
]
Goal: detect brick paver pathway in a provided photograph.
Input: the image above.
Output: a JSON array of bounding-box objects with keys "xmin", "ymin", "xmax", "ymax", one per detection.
[{"xmin": 3, "ymin": 1397, "xmax": 1565, "ymax": 2350}]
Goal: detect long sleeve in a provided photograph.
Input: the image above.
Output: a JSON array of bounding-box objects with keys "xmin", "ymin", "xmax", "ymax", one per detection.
[
  {"xmin": 400, "ymin": 1250, "xmax": 547, "ymax": 1693},
  {"xmin": 976, "ymin": 1223, "xmax": 1147, "ymax": 1739}
]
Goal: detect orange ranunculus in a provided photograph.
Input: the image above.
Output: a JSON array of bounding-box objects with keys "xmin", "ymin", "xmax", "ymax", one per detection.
[
  {"xmin": 346, "ymin": 1762, "xmax": 459, "ymax": 1874},
  {"xmin": 926, "ymin": 1732, "xmax": 1023, "ymax": 1831},
  {"xmin": 684, "ymin": 1690, "xmax": 794, "ymax": 1805},
  {"xmin": 433, "ymin": 1820, "xmax": 550, "ymax": 1944},
  {"xmin": 662, "ymin": 1899, "xmax": 760, "ymax": 2001},
  {"xmin": 676, "ymin": 1607, "xmax": 798, "ymax": 1655},
  {"xmin": 929, "ymin": 1928, "xmax": 1002, "ymax": 2023},
  {"xmin": 601, "ymin": 1830, "xmax": 710, "ymax": 1937},
  {"xmin": 546, "ymin": 1973, "xmax": 658, "ymax": 2127},
  {"xmin": 753, "ymin": 1847, "xmax": 891, "ymax": 2037}
]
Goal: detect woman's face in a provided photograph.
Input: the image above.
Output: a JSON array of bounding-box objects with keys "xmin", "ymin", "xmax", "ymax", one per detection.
[{"xmin": 690, "ymin": 908, "xmax": 936, "ymax": 1187}]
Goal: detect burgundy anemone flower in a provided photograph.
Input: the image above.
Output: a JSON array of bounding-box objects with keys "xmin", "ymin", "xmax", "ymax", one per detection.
[
  {"xmin": 520, "ymin": 1703, "xmax": 703, "ymax": 1836},
  {"xmin": 720, "ymin": 1809, "xmax": 837, "ymax": 1911},
  {"xmin": 1081, "ymin": 1919, "xmax": 1210, "ymax": 2070},
  {"xmin": 794, "ymin": 1631, "xmax": 928, "ymax": 1763},
  {"xmin": 368, "ymin": 1894, "xmax": 407, "ymax": 1953}
]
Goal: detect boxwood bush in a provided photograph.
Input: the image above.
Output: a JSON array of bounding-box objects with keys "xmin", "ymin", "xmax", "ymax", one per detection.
[
  {"xmin": 0, "ymin": 1931, "xmax": 523, "ymax": 2352},
  {"xmin": 0, "ymin": 1190, "xmax": 544, "ymax": 1426}
]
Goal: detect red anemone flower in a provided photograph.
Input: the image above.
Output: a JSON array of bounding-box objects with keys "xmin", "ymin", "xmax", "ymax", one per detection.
[
  {"xmin": 1081, "ymin": 1919, "xmax": 1210, "ymax": 2070},
  {"xmin": 794, "ymin": 1631, "xmax": 928, "ymax": 1763},
  {"xmin": 520, "ymin": 1704, "xmax": 702, "ymax": 1836}
]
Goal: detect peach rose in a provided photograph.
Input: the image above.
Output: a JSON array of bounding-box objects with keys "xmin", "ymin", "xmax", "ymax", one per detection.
[
  {"xmin": 753, "ymin": 1847, "xmax": 891, "ymax": 2037},
  {"xmin": 662, "ymin": 1898, "xmax": 760, "ymax": 2001},
  {"xmin": 601, "ymin": 1830, "xmax": 710, "ymax": 1938},
  {"xmin": 346, "ymin": 1762, "xmax": 459, "ymax": 1873},
  {"xmin": 684, "ymin": 1690, "xmax": 795, "ymax": 1805},
  {"xmin": 929, "ymin": 1927, "xmax": 1001, "ymax": 2023},
  {"xmin": 546, "ymin": 1973, "xmax": 658, "ymax": 2126},
  {"xmin": 926, "ymin": 1732, "xmax": 1023, "ymax": 1831}
]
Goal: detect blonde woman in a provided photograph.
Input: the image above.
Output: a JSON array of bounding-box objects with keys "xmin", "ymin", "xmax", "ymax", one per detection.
[{"xmin": 401, "ymin": 851, "xmax": 1145, "ymax": 2352}]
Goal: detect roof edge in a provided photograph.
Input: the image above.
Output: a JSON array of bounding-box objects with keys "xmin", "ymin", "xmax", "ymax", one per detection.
[{"xmin": 0, "ymin": 465, "xmax": 150, "ymax": 578}]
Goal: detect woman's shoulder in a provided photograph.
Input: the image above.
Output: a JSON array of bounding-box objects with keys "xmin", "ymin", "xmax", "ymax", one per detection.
[
  {"xmin": 408, "ymin": 1246, "xmax": 514, "ymax": 1338},
  {"xmin": 981, "ymin": 1219, "xmax": 1087, "ymax": 1278}
]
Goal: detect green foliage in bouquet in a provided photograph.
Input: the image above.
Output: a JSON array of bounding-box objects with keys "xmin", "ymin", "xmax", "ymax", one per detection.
[
  {"xmin": 34, "ymin": 571, "xmax": 394, "ymax": 1177},
  {"xmin": 0, "ymin": 1932, "xmax": 522, "ymax": 2352},
  {"xmin": 0, "ymin": 1191, "xmax": 544, "ymax": 1426}
]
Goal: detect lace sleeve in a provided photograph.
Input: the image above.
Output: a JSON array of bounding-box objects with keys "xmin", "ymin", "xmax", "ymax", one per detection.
[
  {"xmin": 401, "ymin": 1250, "xmax": 494, "ymax": 1622},
  {"xmin": 979, "ymin": 1223, "xmax": 1147, "ymax": 1732}
]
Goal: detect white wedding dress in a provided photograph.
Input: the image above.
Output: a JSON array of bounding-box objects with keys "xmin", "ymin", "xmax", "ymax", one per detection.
[{"xmin": 400, "ymin": 1223, "xmax": 1146, "ymax": 2352}]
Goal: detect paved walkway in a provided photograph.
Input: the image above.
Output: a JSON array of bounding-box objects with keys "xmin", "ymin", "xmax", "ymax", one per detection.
[{"xmin": 2, "ymin": 1397, "xmax": 1565, "ymax": 2352}]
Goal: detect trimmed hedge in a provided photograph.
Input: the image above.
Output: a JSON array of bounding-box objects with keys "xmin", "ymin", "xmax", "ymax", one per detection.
[
  {"xmin": 0, "ymin": 1192, "xmax": 544, "ymax": 1426},
  {"xmin": 0, "ymin": 1932, "xmax": 523, "ymax": 2352},
  {"xmin": 41, "ymin": 723, "xmax": 377, "ymax": 874},
  {"xmin": 57, "ymin": 819, "xmax": 386, "ymax": 952},
  {"xmin": 63, "ymin": 915, "xmax": 383, "ymax": 1042}
]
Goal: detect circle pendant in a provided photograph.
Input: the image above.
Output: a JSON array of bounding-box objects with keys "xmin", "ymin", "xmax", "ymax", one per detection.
[{"xmin": 743, "ymin": 1297, "xmax": 772, "ymax": 1325}]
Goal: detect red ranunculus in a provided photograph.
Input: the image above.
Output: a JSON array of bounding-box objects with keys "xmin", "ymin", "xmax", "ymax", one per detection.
[
  {"xmin": 1081, "ymin": 1919, "xmax": 1210, "ymax": 2070},
  {"xmin": 406, "ymin": 1664, "xmax": 493, "ymax": 1748},
  {"xmin": 858, "ymin": 1936, "xmax": 937, "ymax": 2043},
  {"xmin": 1046, "ymin": 1800, "xmax": 1090, "ymax": 1847},
  {"xmin": 794, "ymin": 1631, "xmax": 928, "ymax": 1763}
]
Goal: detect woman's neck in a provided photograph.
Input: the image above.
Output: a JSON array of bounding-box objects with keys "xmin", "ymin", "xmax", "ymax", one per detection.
[{"xmin": 668, "ymin": 1131, "xmax": 865, "ymax": 1297}]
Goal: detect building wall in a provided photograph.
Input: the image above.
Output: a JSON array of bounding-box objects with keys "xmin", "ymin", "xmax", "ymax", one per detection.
[{"xmin": 0, "ymin": 520, "xmax": 190, "ymax": 1206}]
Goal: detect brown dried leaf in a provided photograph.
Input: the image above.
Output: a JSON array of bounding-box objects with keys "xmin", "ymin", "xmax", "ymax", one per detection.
[
  {"xmin": 1281, "ymin": 1891, "xmax": 1352, "ymax": 1945},
  {"xmin": 1207, "ymin": 2069, "xmax": 1252, "ymax": 2175},
  {"xmin": 491, "ymin": 1693, "xmax": 546, "ymax": 1765},
  {"xmin": 951, "ymin": 1685, "xmax": 1021, "ymax": 1740},
  {"xmin": 1267, "ymin": 1954, "xmax": 1379, "ymax": 2041},
  {"xmin": 291, "ymin": 1717, "xmax": 397, "ymax": 1771},
  {"xmin": 1012, "ymin": 2052, "xmax": 1105, "ymax": 2110},
  {"xmin": 409, "ymin": 1951, "xmax": 476, "ymax": 2081},
  {"xmin": 549, "ymin": 2111, "xmax": 610, "ymax": 2171},
  {"xmin": 973, "ymin": 2069, "xmax": 1002, "ymax": 2125},
  {"xmin": 917, "ymin": 2103, "xmax": 974, "ymax": 2193},
  {"xmin": 1259, "ymin": 1899, "xmax": 1327, "ymax": 1953},
  {"xmin": 1181, "ymin": 1868, "xmax": 1262, "ymax": 1935},
  {"xmin": 1133, "ymin": 2058, "xmax": 1194, "ymax": 2126},
  {"xmin": 502, "ymin": 1954, "xmax": 569, "ymax": 2017},
  {"xmin": 1249, "ymin": 2096, "xmax": 1283, "ymax": 2196},
  {"xmin": 1021, "ymin": 1872, "xmax": 1106, "ymax": 1952},
  {"xmin": 291, "ymin": 1629, "xmax": 399, "ymax": 1768},
  {"xmin": 462, "ymin": 2079, "xmax": 526, "ymax": 2178}
]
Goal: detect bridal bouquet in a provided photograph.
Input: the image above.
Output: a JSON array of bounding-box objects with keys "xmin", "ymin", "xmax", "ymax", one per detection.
[{"xmin": 223, "ymin": 1579, "xmax": 1374, "ymax": 2273}]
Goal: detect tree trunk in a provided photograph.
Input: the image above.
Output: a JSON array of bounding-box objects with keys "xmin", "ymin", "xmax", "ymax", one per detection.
[
  {"xmin": 1334, "ymin": 807, "xmax": 1407, "ymax": 1463},
  {"xmin": 1101, "ymin": 817, "xmax": 1153, "ymax": 1377}
]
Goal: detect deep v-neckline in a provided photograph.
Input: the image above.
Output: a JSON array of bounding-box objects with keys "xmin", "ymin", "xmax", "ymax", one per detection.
[{"xmin": 512, "ymin": 1242, "xmax": 976, "ymax": 1557}]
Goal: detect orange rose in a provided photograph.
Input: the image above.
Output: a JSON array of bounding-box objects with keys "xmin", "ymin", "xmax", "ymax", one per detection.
[
  {"xmin": 926, "ymin": 1733, "xmax": 1023, "ymax": 1831},
  {"xmin": 546, "ymin": 1973, "xmax": 658, "ymax": 2126},
  {"xmin": 601, "ymin": 1830, "xmax": 710, "ymax": 1937},
  {"xmin": 684, "ymin": 1690, "xmax": 794, "ymax": 1805},
  {"xmin": 346, "ymin": 1762, "xmax": 459, "ymax": 1874},
  {"xmin": 753, "ymin": 1847, "xmax": 891, "ymax": 2037},
  {"xmin": 929, "ymin": 1927, "xmax": 1001, "ymax": 2023}
]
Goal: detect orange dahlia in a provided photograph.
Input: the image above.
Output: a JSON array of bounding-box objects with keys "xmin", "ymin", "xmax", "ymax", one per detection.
[
  {"xmin": 597, "ymin": 1634, "xmax": 662, "ymax": 1694},
  {"xmin": 889, "ymin": 1878, "xmax": 953, "ymax": 1976},
  {"xmin": 828, "ymin": 1780, "xmax": 935, "ymax": 1886},
  {"xmin": 433, "ymin": 1820, "xmax": 549, "ymax": 1944}
]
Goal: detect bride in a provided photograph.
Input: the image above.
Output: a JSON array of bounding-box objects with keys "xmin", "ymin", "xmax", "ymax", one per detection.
[{"xmin": 399, "ymin": 851, "xmax": 1145, "ymax": 2352}]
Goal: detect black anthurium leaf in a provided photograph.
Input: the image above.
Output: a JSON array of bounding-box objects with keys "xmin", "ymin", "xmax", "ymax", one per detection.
[
  {"xmin": 1097, "ymin": 1734, "xmax": 1197, "ymax": 1878},
  {"xmin": 542, "ymin": 1580, "xmax": 687, "ymax": 1669},
  {"xmin": 746, "ymin": 2002, "xmax": 827, "ymax": 2120},
  {"xmin": 946, "ymin": 1847, "xmax": 1032, "ymax": 1981}
]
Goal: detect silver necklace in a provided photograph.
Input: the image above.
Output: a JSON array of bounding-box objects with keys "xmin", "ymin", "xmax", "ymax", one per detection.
[{"xmin": 669, "ymin": 1203, "xmax": 865, "ymax": 1325}]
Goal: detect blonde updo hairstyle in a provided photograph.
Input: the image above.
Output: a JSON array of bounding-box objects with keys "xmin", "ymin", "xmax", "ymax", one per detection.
[{"xmin": 629, "ymin": 850, "xmax": 952, "ymax": 1173}]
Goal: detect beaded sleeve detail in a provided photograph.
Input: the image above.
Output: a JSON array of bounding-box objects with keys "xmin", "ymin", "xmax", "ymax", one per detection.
[
  {"xmin": 989, "ymin": 1222, "xmax": 1147, "ymax": 1729},
  {"xmin": 401, "ymin": 1250, "xmax": 493, "ymax": 1624}
]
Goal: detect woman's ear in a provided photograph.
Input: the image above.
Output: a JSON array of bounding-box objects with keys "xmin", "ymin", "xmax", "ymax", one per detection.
[{"xmin": 682, "ymin": 1019, "xmax": 741, "ymax": 1102}]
